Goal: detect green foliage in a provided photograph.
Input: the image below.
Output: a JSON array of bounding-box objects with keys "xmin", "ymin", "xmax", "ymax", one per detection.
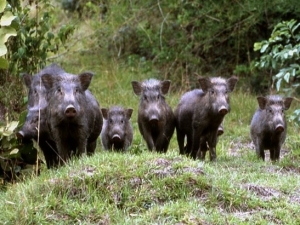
[
  {"xmin": 0, "ymin": 0, "xmax": 17, "ymax": 69},
  {"xmin": 0, "ymin": 119, "xmax": 20, "ymax": 180},
  {"xmin": 92, "ymin": 0, "xmax": 300, "ymax": 87},
  {"xmin": 0, "ymin": 111, "xmax": 38, "ymax": 183},
  {"xmin": 254, "ymin": 19, "xmax": 300, "ymax": 124},
  {"xmin": 7, "ymin": 0, "xmax": 75, "ymax": 75},
  {"xmin": 254, "ymin": 19, "xmax": 300, "ymax": 92}
]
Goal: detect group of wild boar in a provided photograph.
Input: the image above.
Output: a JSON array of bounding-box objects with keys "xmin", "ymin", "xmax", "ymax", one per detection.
[{"xmin": 17, "ymin": 64, "xmax": 293, "ymax": 169}]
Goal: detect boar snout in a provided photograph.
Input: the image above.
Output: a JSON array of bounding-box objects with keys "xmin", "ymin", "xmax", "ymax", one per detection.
[
  {"xmin": 112, "ymin": 134, "xmax": 121, "ymax": 142},
  {"xmin": 16, "ymin": 130, "xmax": 25, "ymax": 139},
  {"xmin": 149, "ymin": 114, "xmax": 159, "ymax": 123},
  {"xmin": 217, "ymin": 126, "xmax": 224, "ymax": 136},
  {"xmin": 65, "ymin": 105, "xmax": 77, "ymax": 118},
  {"xmin": 218, "ymin": 106, "xmax": 228, "ymax": 115},
  {"xmin": 275, "ymin": 124, "xmax": 284, "ymax": 133}
]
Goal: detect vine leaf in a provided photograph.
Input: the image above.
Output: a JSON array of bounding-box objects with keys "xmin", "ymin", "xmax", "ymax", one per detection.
[{"xmin": 0, "ymin": 11, "xmax": 16, "ymax": 26}]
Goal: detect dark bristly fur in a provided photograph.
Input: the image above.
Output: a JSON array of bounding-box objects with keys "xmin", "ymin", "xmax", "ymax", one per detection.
[
  {"xmin": 17, "ymin": 64, "xmax": 65, "ymax": 168},
  {"xmin": 41, "ymin": 72, "xmax": 103, "ymax": 165},
  {"xmin": 132, "ymin": 79, "xmax": 175, "ymax": 152},
  {"xmin": 174, "ymin": 76, "xmax": 238, "ymax": 161},
  {"xmin": 101, "ymin": 106, "xmax": 133, "ymax": 151},
  {"xmin": 250, "ymin": 95, "xmax": 293, "ymax": 161}
]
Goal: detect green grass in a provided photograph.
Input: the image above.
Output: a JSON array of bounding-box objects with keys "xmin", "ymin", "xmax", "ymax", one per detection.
[
  {"xmin": 1, "ymin": 11, "xmax": 300, "ymax": 225},
  {"xmin": 1, "ymin": 149, "xmax": 300, "ymax": 224}
]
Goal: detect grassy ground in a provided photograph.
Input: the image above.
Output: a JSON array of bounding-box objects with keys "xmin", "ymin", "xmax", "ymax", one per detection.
[{"xmin": 1, "ymin": 11, "xmax": 300, "ymax": 225}]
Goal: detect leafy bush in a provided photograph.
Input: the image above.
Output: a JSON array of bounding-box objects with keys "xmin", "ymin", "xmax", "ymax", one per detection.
[
  {"xmin": 0, "ymin": 0, "xmax": 18, "ymax": 119},
  {"xmin": 7, "ymin": 0, "xmax": 75, "ymax": 76},
  {"xmin": 0, "ymin": 0, "xmax": 17, "ymax": 69},
  {"xmin": 254, "ymin": 19, "xmax": 300, "ymax": 124},
  {"xmin": 0, "ymin": 115, "xmax": 38, "ymax": 183}
]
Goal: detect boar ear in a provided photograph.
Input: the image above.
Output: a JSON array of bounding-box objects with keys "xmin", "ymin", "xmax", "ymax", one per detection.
[
  {"xmin": 227, "ymin": 76, "xmax": 238, "ymax": 92},
  {"xmin": 257, "ymin": 96, "xmax": 267, "ymax": 110},
  {"xmin": 41, "ymin": 73, "xmax": 55, "ymax": 90},
  {"xmin": 22, "ymin": 74, "xmax": 32, "ymax": 88},
  {"xmin": 131, "ymin": 81, "xmax": 142, "ymax": 95},
  {"xmin": 78, "ymin": 72, "xmax": 93, "ymax": 91},
  {"xmin": 198, "ymin": 77, "xmax": 211, "ymax": 93},
  {"xmin": 126, "ymin": 108, "xmax": 133, "ymax": 119},
  {"xmin": 161, "ymin": 80, "xmax": 171, "ymax": 95},
  {"xmin": 101, "ymin": 108, "xmax": 109, "ymax": 119},
  {"xmin": 283, "ymin": 97, "xmax": 293, "ymax": 110}
]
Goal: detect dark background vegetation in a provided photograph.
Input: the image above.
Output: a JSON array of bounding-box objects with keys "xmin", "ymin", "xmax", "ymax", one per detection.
[{"xmin": 89, "ymin": 0, "xmax": 300, "ymax": 92}]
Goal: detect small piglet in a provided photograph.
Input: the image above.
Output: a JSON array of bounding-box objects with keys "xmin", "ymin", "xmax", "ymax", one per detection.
[
  {"xmin": 131, "ymin": 79, "xmax": 175, "ymax": 152},
  {"xmin": 175, "ymin": 76, "xmax": 238, "ymax": 161},
  {"xmin": 101, "ymin": 106, "xmax": 133, "ymax": 151},
  {"xmin": 250, "ymin": 95, "xmax": 293, "ymax": 161}
]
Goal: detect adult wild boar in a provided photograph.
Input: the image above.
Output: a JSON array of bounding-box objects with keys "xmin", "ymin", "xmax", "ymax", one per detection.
[
  {"xmin": 41, "ymin": 72, "xmax": 103, "ymax": 165},
  {"xmin": 175, "ymin": 76, "xmax": 238, "ymax": 161},
  {"xmin": 17, "ymin": 63, "xmax": 65, "ymax": 168},
  {"xmin": 250, "ymin": 95, "xmax": 293, "ymax": 161},
  {"xmin": 131, "ymin": 79, "xmax": 175, "ymax": 152}
]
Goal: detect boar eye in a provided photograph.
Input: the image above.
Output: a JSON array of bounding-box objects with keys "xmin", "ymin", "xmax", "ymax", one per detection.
[
  {"xmin": 121, "ymin": 120, "xmax": 124, "ymax": 124},
  {"xmin": 268, "ymin": 109, "xmax": 272, "ymax": 113},
  {"xmin": 144, "ymin": 96, "xmax": 147, "ymax": 101},
  {"xmin": 57, "ymin": 87, "xmax": 62, "ymax": 93},
  {"xmin": 157, "ymin": 95, "xmax": 160, "ymax": 100},
  {"xmin": 210, "ymin": 90, "xmax": 215, "ymax": 94},
  {"xmin": 109, "ymin": 119, "xmax": 113, "ymax": 123}
]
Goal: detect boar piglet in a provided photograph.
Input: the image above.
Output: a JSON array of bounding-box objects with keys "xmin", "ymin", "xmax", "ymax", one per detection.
[
  {"xmin": 250, "ymin": 95, "xmax": 293, "ymax": 161},
  {"xmin": 42, "ymin": 72, "xmax": 103, "ymax": 165},
  {"xmin": 101, "ymin": 106, "xmax": 133, "ymax": 151},
  {"xmin": 175, "ymin": 76, "xmax": 238, "ymax": 161},
  {"xmin": 132, "ymin": 79, "xmax": 175, "ymax": 152},
  {"xmin": 17, "ymin": 63, "xmax": 65, "ymax": 168}
]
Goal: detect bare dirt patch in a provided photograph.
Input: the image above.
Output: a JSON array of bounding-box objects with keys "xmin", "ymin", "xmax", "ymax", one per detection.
[
  {"xmin": 228, "ymin": 140, "xmax": 291, "ymax": 162},
  {"xmin": 243, "ymin": 183, "xmax": 282, "ymax": 201},
  {"xmin": 148, "ymin": 157, "xmax": 205, "ymax": 178}
]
